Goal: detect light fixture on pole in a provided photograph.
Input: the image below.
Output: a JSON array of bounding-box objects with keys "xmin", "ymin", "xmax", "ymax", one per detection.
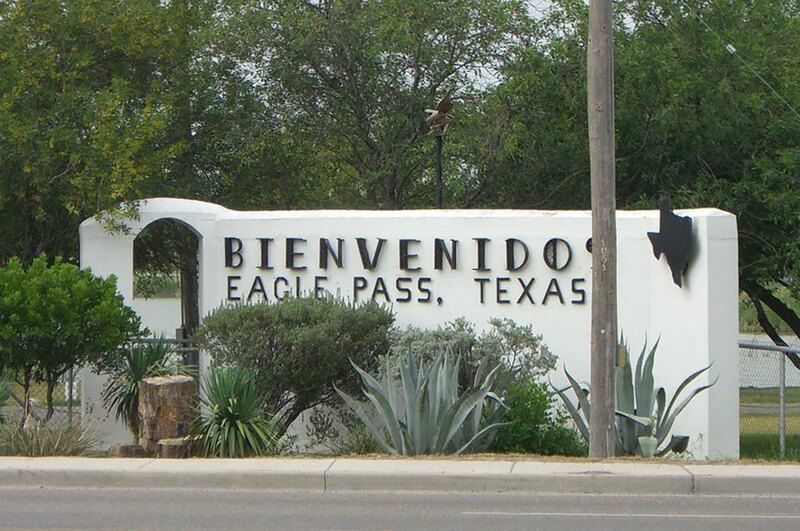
[{"xmin": 426, "ymin": 91, "xmax": 455, "ymax": 208}]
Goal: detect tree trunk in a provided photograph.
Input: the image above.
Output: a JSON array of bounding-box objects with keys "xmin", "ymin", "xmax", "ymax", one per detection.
[
  {"xmin": 45, "ymin": 378, "xmax": 56, "ymax": 422},
  {"xmin": 741, "ymin": 280, "xmax": 800, "ymax": 370}
]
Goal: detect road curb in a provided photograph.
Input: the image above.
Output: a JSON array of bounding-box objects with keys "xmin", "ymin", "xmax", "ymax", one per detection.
[{"xmin": 0, "ymin": 458, "xmax": 798, "ymax": 496}]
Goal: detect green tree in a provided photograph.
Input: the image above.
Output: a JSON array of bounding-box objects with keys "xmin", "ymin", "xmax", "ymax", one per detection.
[
  {"xmin": 0, "ymin": 0, "xmax": 175, "ymax": 263},
  {"xmin": 0, "ymin": 257, "xmax": 141, "ymax": 420},
  {"xmin": 0, "ymin": 0, "xmax": 308, "ymax": 269},
  {"xmin": 474, "ymin": 0, "xmax": 800, "ymax": 355},
  {"xmin": 231, "ymin": 0, "xmax": 530, "ymax": 208},
  {"xmin": 615, "ymin": 1, "xmax": 800, "ymax": 359}
]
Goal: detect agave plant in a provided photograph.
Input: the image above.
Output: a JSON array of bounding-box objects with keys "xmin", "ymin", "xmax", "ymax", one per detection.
[
  {"xmin": 192, "ymin": 366, "xmax": 282, "ymax": 458},
  {"xmin": 336, "ymin": 350, "xmax": 508, "ymax": 456},
  {"xmin": 554, "ymin": 337, "xmax": 716, "ymax": 457},
  {"xmin": 101, "ymin": 337, "xmax": 188, "ymax": 441}
]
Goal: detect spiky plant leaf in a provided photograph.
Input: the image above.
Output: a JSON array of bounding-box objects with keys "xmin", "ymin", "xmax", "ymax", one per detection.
[
  {"xmin": 551, "ymin": 377, "xmax": 590, "ymax": 443},
  {"xmin": 334, "ymin": 385, "xmax": 397, "ymax": 455},
  {"xmin": 340, "ymin": 351, "xmax": 507, "ymax": 455},
  {"xmin": 636, "ymin": 338, "xmax": 659, "ymax": 423},
  {"xmin": 192, "ymin": 367, "xmax": 281, "ymax": 458}
]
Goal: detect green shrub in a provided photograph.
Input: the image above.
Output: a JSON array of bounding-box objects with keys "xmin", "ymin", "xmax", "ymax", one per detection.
[
  {"xmin": 0, "ymin": 422, "xmax": 99, "ymax": 456},
  {"xmin": 191, "ymin": 366, "xmax": 282, "ymax": 458},
  {"xmin": 491, "ymin": 381, "xmax": 587, "ymax": 456},
  {"xmin": 196, "ymin": 296, "xmax": 394, "ymax": 435},
  {"xmin": 390, "ymin": 317, "xmax": 556, "ymax": 392}
]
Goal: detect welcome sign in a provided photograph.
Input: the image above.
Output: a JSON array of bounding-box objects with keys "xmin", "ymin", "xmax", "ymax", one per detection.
[
  {"xmin": 221, "ymin": 229, "xmax": 588, "ymax": 308},
  {"xmin": 79, "ymin": 198, "xmax": 739, "ymax": 459}
]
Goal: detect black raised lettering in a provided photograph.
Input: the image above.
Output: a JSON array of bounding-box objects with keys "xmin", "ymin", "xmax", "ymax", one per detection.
[
  {"xmin": 496, "ymin": 277, "xmax": 511, "ymax": 304},
  {"xmin": 356, "ymin": 238, "xmax": 386, "ymax": 270},
  {"xmin": 473, "ymin": 238, "xmax": 490, "ymax": 271},
  {"xmin": 273, "ymin": 276, "xmax": 290, "ymax": 300},
  {"xmin": 258, "ymin": 238, "xmax": 273, "ymax": 269},
  {"xmin": 506, "ymin": 238, "xmax": 529, "ymax": 271},
  {"xmin": 372, "ymin": 277, "xmax": 391, "ymax": 302},
  {"xmin": 395, "ymin": 277, "xmax": 412, "ymax": 302},
  {"xmin": 247, "ymin": 276, "xmax": 267, "ymax": 302},
  {"xmin": 319, "ymin": 238, "xmax": 343, "ymax": 269},
  {"xmin": 314, "ymin": 276, "xmax": 328, "ymax": 299},
  {"xmin": 434, "ymin": 239, "xmax": 458, "ymax": 270},
  {"xmin": 353, "ymin": 276, "xmax": 368, "ymax": 301},
  {"xmin": 286, "ymin": 238, "xmax": 307, "ymax": 270},
  {"xmin": 226, "ymin": 275, "xmax": 241, "ymax": 301},
  {"xmin": 474, "ymin": 277, "xmax": 491, "ymax": 303},
  {"xmin": 571, "ymin": 278, "xmax": 586, "ymax": 304},
  {"xmin": 542, "ymin": 278, "xmax": 565, "ymax": 304},
  {"xmin": 544, "ymin": 238, "xmax": 573, "ymax": 271},
  {"xmin": 399, "ymin": 239, "xmax": 421, "ymax": 271},
  {"xmin": 517, "ymin": 277, "xmax": 536, "ymax": 304},
  {"xmin": 224, "ymin": 238, "xmax": 243, "ymax": 268},
  {"xmin": 417, "ymin": 277, "xmax": 432, "ymax": 303}
]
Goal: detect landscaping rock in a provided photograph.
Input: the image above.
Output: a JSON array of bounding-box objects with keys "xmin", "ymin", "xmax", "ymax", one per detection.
[
  {"xmin": 157, "ymin": 438, "xmax": 190, "ymax": 459},
  {"xmin": 108, "ymin": 444, "xmax": 146, "ymax": 458},
  {"xmin": 138, "ymin": 375, "xmax": 196, "ymax": 454}
]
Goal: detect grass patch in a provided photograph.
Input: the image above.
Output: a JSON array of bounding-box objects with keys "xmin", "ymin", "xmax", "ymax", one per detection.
[
  {"xmin": 740, "ymin": 413, "xmax": 800, "ymax": 434},
  {"xmin": 740, "ymin": 409, "xmax": 800, "ymax": 460},
  {"xmin": 740, "ymin": 387, "xmax": 800, "ymax": 404},
  {"xmin": 740, "ymin": 433, "xmax": 800, "ymax": 461}
]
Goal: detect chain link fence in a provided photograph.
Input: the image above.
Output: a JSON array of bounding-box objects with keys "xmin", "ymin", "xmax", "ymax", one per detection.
[
  {"xmin": 739, "ymin": 340, "xmax": 800, "ymax": 459},
  {"xmin": 0, "ymin": 370, "xmax": 81, "ymax": 429}
]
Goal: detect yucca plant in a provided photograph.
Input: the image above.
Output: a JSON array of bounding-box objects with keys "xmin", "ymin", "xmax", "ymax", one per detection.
[
  {"xmin": 336, "ymin": 351, "xmax": 508, "ymax": 456},
  {"xmin": 554, "ymin": 337, "xmax": 716, "ymax": 457},
  {"xmin": 192, "ymin": 366, "xmax": 282, "ymax": 458},
  {"xmin": 0, "ymin": 422, "xmax": 99, "ymax": 456},
  {"xmin": 101, "ymin": 337, "xmax": 187, "ymax": 441}
]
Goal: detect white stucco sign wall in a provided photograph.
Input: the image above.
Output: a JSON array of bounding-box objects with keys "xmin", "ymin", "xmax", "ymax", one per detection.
[{"xmin": 80, "ymin": 198, "xmax": 739, "ymax": 458}]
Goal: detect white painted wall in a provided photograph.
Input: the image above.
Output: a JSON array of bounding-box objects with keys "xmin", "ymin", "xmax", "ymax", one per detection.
[{"xmin": 80, "ymin": 198, "xmax": 738, "ymax": 458}]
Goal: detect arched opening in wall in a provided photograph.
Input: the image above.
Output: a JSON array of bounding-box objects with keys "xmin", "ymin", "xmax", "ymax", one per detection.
[{"xmin": 133, "ymin": 218, "xmax": 200, "ymax": 365}]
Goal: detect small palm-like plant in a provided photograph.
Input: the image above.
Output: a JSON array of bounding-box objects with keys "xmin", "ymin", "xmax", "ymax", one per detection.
[
  {"xmin": 336, "ymin": 351, "xmax": 508, "ymax": 456},
  {"xmin": 192, "ymin": 366, "xmax": 282, "ymax": 458},
  {"xmin": 101, "ymin": 337, "xmax": 184, "ymax": 441}
]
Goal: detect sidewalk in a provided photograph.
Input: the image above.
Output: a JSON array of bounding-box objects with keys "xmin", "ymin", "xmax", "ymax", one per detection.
[{"xmin": 1, "ymin": 457, "xmax": 799, "ymax": 496}]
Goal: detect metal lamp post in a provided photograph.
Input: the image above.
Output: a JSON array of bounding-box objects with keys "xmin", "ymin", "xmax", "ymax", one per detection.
[{"xmin": 426, "ymin": 92, "xmax": 455, "ymax": 209}]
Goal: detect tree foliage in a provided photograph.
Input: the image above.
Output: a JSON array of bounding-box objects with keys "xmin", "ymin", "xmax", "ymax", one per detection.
[
  {"xmin": 0, "ymin": 0, "xmax": 308, "ymax": 266},
  {"xmin": 0, "ymin": 257, "xmax": 141, "ymax": 419},
  {"xmin": 473, "ymin": 0, "xmax": 800, "ymax": 349},
  {"xmin": 231, "ymin": 0, "xmax": 530, "ymax": 208},
  {"xmin": 3, "ymin": 0, "xmax": 800, "ymax": 355}
]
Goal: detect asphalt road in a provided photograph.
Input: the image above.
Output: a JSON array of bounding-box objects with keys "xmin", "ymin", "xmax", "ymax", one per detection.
[{"xmin": 1, "ymin": 487, "xmax": 799, "ymax": 531}]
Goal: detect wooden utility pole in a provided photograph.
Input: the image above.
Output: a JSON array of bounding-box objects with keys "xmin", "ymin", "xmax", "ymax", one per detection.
[{"xmin": 587, "ymin": 0, "xmax": 617, "ymax": 458}]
